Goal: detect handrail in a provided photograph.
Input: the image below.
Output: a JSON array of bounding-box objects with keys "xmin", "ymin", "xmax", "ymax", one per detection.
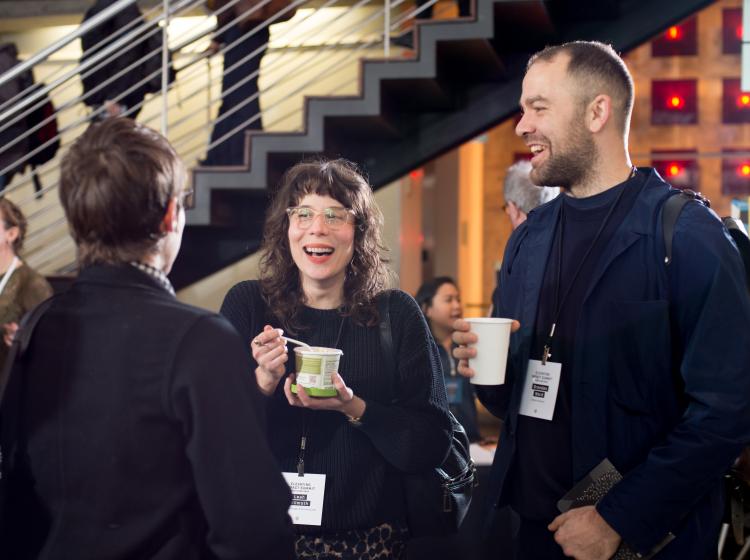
[
  {"xmin": 5, "ymin": 0, "xmax": 432, "ymax": 274},
  {"xmin": 162, "ymin": 0, "xmax": 170, "ymax": 134},
  {"xmin": 0, "ymin": 0, "xmax": 215, "ymax": 170},
  {"xmin": 0, "ymin": 0, "xmax": 307, "ymax": 198},
  {"xmin": 0, "ymin": 0, "xmax": 172, "ymax": 117},
  {"xmin": 0, "ymin": 0, "xmax": 222, "ymax": 120},
  {"xmin": 177, "ymin": 2, "xmax": 389, "ymax": 158},
  {"xmin": 0, "ymin": 0, "xmax": 197, "ymax": 127},
  {"xmin": 170, "ymin": 0, "xmax": 388, "ymax": 151},
  {"xmin": 0, "ymin": 24, "xmax": 163, "ymax": 155},
  {"xmin": 0, "ymin": 0, "xmax": 280, "ymax": 139},
  {"xmin": 149, "ymin": 0, "xmax": 340, "ymax": 133},
  {"xmin": 8, "ymin": 0, "xmax": 384, "ymax": 207},
  {"xmin": 0, "ymin": 0, "xmax": 138, "ymax": 90}
]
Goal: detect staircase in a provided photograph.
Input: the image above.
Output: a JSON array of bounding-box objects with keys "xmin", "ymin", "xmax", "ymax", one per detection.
[
  {"xmin": 0, "ymin": 0, "xmax": 715, "ymax": 290},
  {"xmin": 174, "ymin": 0, "xmax": 715, "ymax": 288}
]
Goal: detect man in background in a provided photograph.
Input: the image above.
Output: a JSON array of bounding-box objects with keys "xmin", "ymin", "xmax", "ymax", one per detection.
[
  {"xmin": 502, "ymin": 159, "xmax": 559, "ymax": 230},
  {"xmin": 454, "ymin": 41, "xmax": 750, "ymax": 559}
]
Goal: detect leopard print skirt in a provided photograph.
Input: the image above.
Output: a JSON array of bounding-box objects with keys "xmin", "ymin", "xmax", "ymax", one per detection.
[{"xmin": 295, "ymin": 522, "xmax": 409, "ymax": 559}]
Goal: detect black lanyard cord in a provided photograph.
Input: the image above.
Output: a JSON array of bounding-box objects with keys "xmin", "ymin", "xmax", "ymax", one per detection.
[
  {"xmin": 296, "ymin": 313, "xmax": 347, "ymax": 475},
  {"xmin": 542, "ymin": 169, "xmax": 634, "ymax": 364}
]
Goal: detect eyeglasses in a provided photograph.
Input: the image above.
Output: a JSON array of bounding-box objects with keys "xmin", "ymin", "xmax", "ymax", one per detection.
[
  {"xmin": 178, "ymin": 188, "xmax": 195, "ymax": 209},
  {"xmin": 286, "ymin": 206, "xmax": 356, "ymax": 230}
]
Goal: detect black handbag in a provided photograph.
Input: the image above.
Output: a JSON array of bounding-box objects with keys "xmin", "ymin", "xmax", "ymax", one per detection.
[{"xmin": 377, "ymin": 291, "xmax": 476, "ymax": 538}]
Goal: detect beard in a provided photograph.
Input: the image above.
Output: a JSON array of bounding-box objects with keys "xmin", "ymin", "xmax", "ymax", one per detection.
[{"xmin": 529, "ymin": 120, "xmax": 598, "ymax": 190}]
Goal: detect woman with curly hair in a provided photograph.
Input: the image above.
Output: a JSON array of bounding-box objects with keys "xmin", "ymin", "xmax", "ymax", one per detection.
[{"xmin": 220, "ymin": 158, "xmax": 452, "ymax": 559}]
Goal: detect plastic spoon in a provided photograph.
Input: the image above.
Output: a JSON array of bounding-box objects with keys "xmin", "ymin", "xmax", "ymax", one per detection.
[{"xmin": 283, "ymin": 336, "xmax": 312, "ymax": 349}]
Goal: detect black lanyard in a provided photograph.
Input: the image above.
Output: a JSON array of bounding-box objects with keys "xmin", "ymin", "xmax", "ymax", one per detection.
[
  {"xmin": 296, "ymin": 314, "xmax": 347, "ymax": 476},
  {"xmin": 541, "ymin": 169, "xmax": 634, "ymax": 365}
]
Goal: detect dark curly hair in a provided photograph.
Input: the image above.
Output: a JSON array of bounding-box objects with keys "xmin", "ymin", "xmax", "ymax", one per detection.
[{"xmin": 259, "ymin": 158, "xmax": 390, "ymax": 333}]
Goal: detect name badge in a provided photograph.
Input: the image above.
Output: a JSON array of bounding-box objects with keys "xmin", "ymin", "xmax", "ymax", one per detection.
[
  {"xmin": 518, "ymin": 359, "xmax": 562, "ymax": 421},
  {"xmin": 282, "ymin": 472, "xmax": 326, "ymax": 526}
]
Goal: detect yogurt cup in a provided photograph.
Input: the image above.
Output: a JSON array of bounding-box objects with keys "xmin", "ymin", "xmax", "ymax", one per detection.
[{"xmin": 291, "ymin": 346, "xmax": 343, "ymax": 397}]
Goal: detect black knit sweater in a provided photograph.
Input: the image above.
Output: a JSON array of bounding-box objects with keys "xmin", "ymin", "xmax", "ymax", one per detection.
[{"xmin": 220, "ymin": 281, "xmax": 452, "ymax": 534}]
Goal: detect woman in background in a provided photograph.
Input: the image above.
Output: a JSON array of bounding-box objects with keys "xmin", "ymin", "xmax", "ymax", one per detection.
[
  {"xmin": 0, "ymin": 198, "xmax": 53, "ymax": 365},
  {"xmin": 416, "ymin": 276, "xmax": 480, "ymax": 442}
]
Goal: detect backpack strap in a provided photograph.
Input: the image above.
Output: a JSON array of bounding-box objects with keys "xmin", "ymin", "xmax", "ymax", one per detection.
[
  {"xmin": 376, "ymin": 290, "xmax": 398, "ymax": 403},
  {"xmin": 662, "ymin": 189, "xmax": 710, "ymax": 266},
  {"xmin": 722, "ymin": 217, "xmax": 750, "ymax": 289}
]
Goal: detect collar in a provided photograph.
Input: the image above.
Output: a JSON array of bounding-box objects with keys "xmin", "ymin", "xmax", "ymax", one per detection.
[{"xmin": 129, "ymin": 261, "xmax": 176, "ymax": 296}]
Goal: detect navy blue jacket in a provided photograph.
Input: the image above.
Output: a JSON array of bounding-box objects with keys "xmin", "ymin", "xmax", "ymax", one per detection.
[{"xmin": 480, "ymin": 168, "xmax": 750, "ymax": 557}]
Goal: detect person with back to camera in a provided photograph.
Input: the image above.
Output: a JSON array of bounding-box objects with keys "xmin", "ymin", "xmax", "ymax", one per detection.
[
  {"xmin": 79, "ymin": 0, "xmax": 169, "ymax": 121},
  {"xmin": 453, "ymin": 41, "xmax": 750, "ymax": 559},
  {"xmin": 0, "ymin": 198, "xmax": 53, "ymax": 367},
  {"xmin": 0, "ymin": 117, "xmax": 295, "ymax": 559},
  {"xmin": 220, "ymin": 158, "xmax": 452, "ymax": 559},
  {"xmin": 415, "ymin": 276, "xmax": 480, "ymax": 443}
]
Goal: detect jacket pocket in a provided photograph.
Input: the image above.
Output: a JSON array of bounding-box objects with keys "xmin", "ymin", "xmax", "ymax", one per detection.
[{"xmin": 608, "ymin": 299, "xmax": 670, "ymax": 415}]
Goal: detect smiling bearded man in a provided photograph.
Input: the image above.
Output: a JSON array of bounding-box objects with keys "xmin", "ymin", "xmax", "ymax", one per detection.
[{"xmin": 452, "ymin": 40, "xmax": 750, "ymax": 560}]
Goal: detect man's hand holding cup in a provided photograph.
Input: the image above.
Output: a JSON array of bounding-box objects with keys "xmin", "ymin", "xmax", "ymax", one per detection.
[{"xmin": 452, "ymin": 318, "xmax": 520, "ymax": 385}]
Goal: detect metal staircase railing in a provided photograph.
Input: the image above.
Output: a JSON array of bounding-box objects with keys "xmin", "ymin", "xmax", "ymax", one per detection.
[{"xmin": 0, "ymin": 0, "xmax": 447, "ymax": 278}]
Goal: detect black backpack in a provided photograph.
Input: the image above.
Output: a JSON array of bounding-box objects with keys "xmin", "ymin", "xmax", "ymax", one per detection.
[
  {"xmin": 661, "ymin": 189, "xmax": 750, "ymax": 284},
  {"xmin": 661, "ymin": 189, "xmax": 750, "ymax": 551}
]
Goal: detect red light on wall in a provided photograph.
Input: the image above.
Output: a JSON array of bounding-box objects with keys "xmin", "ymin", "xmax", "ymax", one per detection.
[
  {"xmin": 666, "ymin": 26, "xmax": 682, "ymax": 40},
  {"xmin": 724, "ymin": 9, "xmax": 742, "ymax": 54},
  {"xmin": 653, "ymin": 153, "xmax": 697, "ymax": 188},
  {"xmin": 666, "ymin": 163, "xmax": 683, "ymax": 177},
  {"xmin": 653, "ymin": 17, "xmax": 697, "ymax": 56},
  {"xmin": 668, "ymin": 95, "xmax": 685, "ymax": 110},
  {"xmin": 652, "ymin": 80, "xmax": 698, "ymax": 125},
  {"xmin": 723, "ymin": 79, "xmax": 750, "ymax": 123},
  {"xmin": 723, "ymin": 150, "xmax": 750, "ymax": 195}
]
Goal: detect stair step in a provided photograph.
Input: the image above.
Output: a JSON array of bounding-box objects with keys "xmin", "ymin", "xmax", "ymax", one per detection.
[{"xmin": 180, "ymin": 0, "xmax": 716, "ymax": 288}]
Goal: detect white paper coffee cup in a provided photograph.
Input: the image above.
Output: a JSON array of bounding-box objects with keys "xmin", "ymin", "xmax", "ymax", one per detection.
[{"xmin": 466, "ymin": 318, "xmax": 512, "ymax": 385}]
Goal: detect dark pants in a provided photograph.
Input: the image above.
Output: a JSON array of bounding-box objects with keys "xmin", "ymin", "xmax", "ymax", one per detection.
[{"xmin": 205, "ymin": 25, "xmax": 269, "ymax": 166}]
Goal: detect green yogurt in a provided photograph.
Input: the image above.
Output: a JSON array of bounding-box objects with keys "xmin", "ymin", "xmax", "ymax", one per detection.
[{"xmin": 291, "ymin": 346, "xmax": 343, "ymax": 397}]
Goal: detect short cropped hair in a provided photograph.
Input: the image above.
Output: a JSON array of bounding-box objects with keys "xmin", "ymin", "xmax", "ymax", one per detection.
[
  {"xmin": 528, "ymin": 41, "xmax": 634, "ymax": 133},
  {"xmin": 504, "ymin": 160, "xmax": 559, "ymax": 215},
  {"xmin": 0, "ymin": 198, "xmax": 27, "ymax": 254},
  {"xmin": 59, "ymin": 118, "xmax": 186, "ymax": 266}
]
